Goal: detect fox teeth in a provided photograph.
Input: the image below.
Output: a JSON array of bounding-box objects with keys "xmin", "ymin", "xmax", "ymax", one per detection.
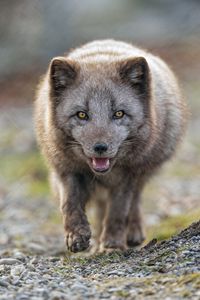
[{"xmin": 92, "ymin": 157, "xmax": 110, "ymax": 171}]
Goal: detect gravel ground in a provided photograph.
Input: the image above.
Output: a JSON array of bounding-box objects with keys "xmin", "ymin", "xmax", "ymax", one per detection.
[
  {"xmin": 0, "ymin": 218, "xmax": 199, "ymax": 300},
  {"xmin": 0, "ymin": 106, "xmax": 200, "ymax": 299}
]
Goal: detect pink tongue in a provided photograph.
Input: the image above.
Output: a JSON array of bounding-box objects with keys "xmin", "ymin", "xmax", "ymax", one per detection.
[{"xmin": 92, "ymin": 157, "xmax": 110, "ymax": 171}]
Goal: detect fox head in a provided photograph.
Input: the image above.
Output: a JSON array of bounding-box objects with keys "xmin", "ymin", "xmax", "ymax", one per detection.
[{"xmin": 48, "ymin": 56, "xmax": 153, "ymax": 174}]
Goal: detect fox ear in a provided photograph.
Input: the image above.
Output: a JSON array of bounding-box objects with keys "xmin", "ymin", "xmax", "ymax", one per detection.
[
  {"xmin": 119, "ymin": 57, "xmax": 150, "ymax": 90},
  {"xmin": 49, "ymin": 57, "xmax": 79, "ymax": 93}
]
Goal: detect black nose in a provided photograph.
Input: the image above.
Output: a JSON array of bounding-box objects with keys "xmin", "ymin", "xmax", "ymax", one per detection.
[{"xmin": 93, "ymin": 142, "xmax": 108, "ymax": 154}]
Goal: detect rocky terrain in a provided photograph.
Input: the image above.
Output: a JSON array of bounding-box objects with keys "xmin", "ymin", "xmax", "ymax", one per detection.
[{"xmin": 0, "ymin": 210, "xmax": 199, "ymax": 299}]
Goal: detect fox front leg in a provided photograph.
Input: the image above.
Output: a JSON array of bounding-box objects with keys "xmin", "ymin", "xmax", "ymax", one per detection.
[
  {"xmin": 59, "ymin": 173, "xmax": 92, "ymax": 252},
  {"xmin": 127, "ymin": 193, "xmax": 145, "ymax": 247},
  {"xmin": 99, "ymin": 180, "xmax": 133, "ymax": 252},
  {"xmin": 126, "ymin": 177, "xmax": 146, "ymax": 247}
]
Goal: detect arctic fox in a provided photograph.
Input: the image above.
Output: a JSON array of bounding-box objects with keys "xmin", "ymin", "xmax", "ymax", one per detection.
[{"xmin": 34, "ymin": 40, "xmax": 187, "ymax": 252}]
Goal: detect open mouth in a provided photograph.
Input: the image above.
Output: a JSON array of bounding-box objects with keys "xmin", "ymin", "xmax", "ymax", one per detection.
[{"xmin": 90, "ymin": 157, "xmax": 111, "ymax": 173}]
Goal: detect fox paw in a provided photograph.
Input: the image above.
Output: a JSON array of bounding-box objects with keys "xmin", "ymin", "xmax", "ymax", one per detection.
[
  {"xmin": 65, "ymin": 226, "xmax": 91, "ymax": 253},
  {"xmin": 127, "ymin": 223, "xmax": 145, "ymax": 247},
  {"xmin": 99, "ymin": 238, "xmax": 127, "ymax": 253}
]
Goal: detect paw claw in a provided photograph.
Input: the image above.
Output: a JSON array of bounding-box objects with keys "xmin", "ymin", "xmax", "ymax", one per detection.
[{"xmin": 65, "ymin": 227, "xmax": 91, "ymax": 253}]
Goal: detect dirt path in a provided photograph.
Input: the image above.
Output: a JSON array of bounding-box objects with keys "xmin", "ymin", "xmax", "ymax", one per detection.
[{"xmin": 0, "ymin": 201, "xmax": 199, "ymax": 300}]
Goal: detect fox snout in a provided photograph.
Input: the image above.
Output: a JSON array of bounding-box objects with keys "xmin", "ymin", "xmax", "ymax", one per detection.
[
  {"xmin": 83, "ymin": 141, "xmax": 115, "ymax": 159},
  {"xmin": 82, "ymin": 141, "xmax": 116, "ymax": 174},
  {"xmin": 93, "ymin": 142, "xmax": 108, "ymax": 154}
]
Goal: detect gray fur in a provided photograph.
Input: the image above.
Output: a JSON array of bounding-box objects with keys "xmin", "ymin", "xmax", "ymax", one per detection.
[{"xmin": 34, "ymin": 40, "xmax": 187, "ymax": 252}]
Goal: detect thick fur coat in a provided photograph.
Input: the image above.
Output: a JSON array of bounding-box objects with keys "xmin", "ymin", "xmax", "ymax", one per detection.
[{"xmin": 34, "ymin": 40, "xmax": 187, "ymax": 252}]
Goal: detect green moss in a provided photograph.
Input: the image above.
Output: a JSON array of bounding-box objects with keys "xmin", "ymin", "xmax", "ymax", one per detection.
[
  {"xmin": 54, "ymin": 266, "xmax": 72, "ymax": 275},
  {"xmin": 97, "ymin": 273, "xmax": 200, "ymax": 296},
  {"xmin": 116, "ymin": 290, "xmax": 129, "ymax": 298},
  {"xmin": 0, "ymin": 151, "xmax": 47, "ymax": 180},
  {"xmin": 70, "ymin": 256, "xmax": 89, "ymax": 265},
  {"xmin": 89, "ymin": 251, "xmax": 123, "ymax": 266},
  {"xmin": 166, "ymin": 160, "xmax": 200, "ymax": 177},
  {"xmin": 184, "ymin": 79, "xmax": 200, "ymax": 115},
  {"xmin": 178, "ymin": 273, "xmax": 200, "ymax": 286},
  {"xmin": 1, "ymin": 128, "xmax": 19, "ymax": 147},
  {"xmin": 0, "ymin": 151, "xmax": 49, "ymax": 196},
  {"xmin": 28, "ymin": 179, "xmax": 49, "ymax": 197},
  {"xmin": 48, "ymin": 210, "xmax": 62, "ymax": 224},
  {"xmin": 62, "ymin": 250, "xmax": 123, "ymax": 268},
  {"xmin": 147, "ymin": 210, "xmax": 200, "ymax": 241}
]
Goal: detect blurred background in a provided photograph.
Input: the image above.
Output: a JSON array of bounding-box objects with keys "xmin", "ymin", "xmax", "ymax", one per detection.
[{"xmin": 0, "ymin": 0, "xmax": 200, "ymax": 252}]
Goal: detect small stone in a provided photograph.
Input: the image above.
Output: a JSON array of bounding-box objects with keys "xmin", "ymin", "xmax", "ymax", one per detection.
[
  {"xmin": 50, "ymin": 291, "xmax": 70, "ymax": 300},
  {"xmin": 19, "ymin": 297, "xmax": 30, "ymax": 300},
  {"xmin": 42, "ymin": 274, "xmax": 51, "ymax": 280},
  {"xmin": 59, "ymin": 281, "xmax": 66, "ymax": 287},
  {"xmin": 71, "ymin": 282, "xmax": 88, "ymax": 291},
  {"xmin": 27, "ymin": 243, "xmax": 46, "ymax": 254},
  {"xmin": 12, "ymin": 278, "xmax": 21, "ymax": 286},
  {"xmin": 0, "ymin": 258, "xmax": 20, "ymax": 265},
  {"xmin": 0, "ymin": 279, "xmax": 9, "ymax": 287},
  {"xmin": 49, "ymin": 257, "xmax": 60, "ymax": 262},
  {"xmin": 0, "ymin": 265, "xmax": 5, "ymax": 272},
  {"xmin": 0, "ymin": 233, "xmax": 9, "ymax": 245},
  {"xmin": 30, "ymin": 257, "xmax": 39, "ymax": 264},
  {"xmin": 108, "ymin": 287, "xmax": 121, "ymax": 292},
  {"xmin": 11, "ymin": 265, "xmax": 25, "ymax": 277},
  {"xmin": 13, "ymin": 251, "xmax": 26, "ymax": 261},
  {"xmin": 107, "ymin": 270, "xmax": 121, "ymax": 276}
]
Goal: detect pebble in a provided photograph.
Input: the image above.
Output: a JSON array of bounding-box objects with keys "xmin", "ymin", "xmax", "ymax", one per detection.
[
  {"xmin": 13, "ymin": 250, "xmax": 27, "ymax": 261},
  {"xmin": 30, "ymin": 257, "xmax": 39, "ymax": 264},
  {"xmin": 50, "ymin": 291, "xmax": 70, "ymax": 300},
  {"xmin": 107, "ymin": 270, "xmax": 121, "ymax": 276},
  {"xmin": 0, "ymin": 279, "xmax": 9, "ymax": 287},
  {"xmin": 18, "ymin": 296, "xmax": 30, "ymax": 300},
  {"xmin": 108, "ymin": 287, "xmax": 121, "ymax": 292},
  {"xmin": 27, "ymin": 243, "xmax": 46, "ymax": 254},
  {"xmin": 27, "ymin": 263, "xmax": 36, "ymax": 271},
  {"xmin": 0, "ymin": 265, "xmax": 5, "ymax": 272},
  {"xmin": 11, "ymin": 265, "xmax": 25, "ymax": 277},
  {"xmin": 49, "ymin": 257, "xmax": 60, "ymax": 262},
  {"xmin": 70, "ymin": 282, "xmax": 88, "ymax": 291},
  {"xmin": 59, "ymin": 281, "xmax": 66, "ymax": 287},
  {"xmin": 0, "ymin": 258, "xmax": 20, "ymax": 265}
]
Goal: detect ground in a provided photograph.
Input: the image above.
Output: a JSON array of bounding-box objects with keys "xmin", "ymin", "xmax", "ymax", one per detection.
[{"xmin": 0, "ymin": 106, "xmax": 200, "ymax": 299}]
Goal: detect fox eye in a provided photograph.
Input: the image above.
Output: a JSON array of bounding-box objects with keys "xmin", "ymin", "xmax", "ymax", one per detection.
[
  {"xmin": 113, "ymin": 110, "xmax": 124, "ymax": 119},
  {"xmin": 77, "ymin": 111, "xmax": 88, "ymax": 120}
]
